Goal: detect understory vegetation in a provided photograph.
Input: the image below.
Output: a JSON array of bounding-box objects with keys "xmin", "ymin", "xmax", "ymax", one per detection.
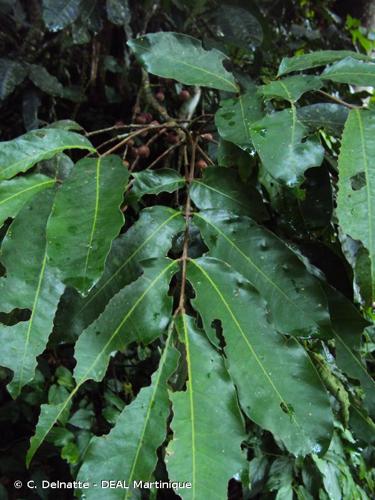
[{"xmin": 0, "ymin": 1, "xmax": 374, "ymax": 499}]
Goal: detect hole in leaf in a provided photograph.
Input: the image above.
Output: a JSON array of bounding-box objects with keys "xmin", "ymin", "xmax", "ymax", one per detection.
[{"xmin": 350, "ymin": 172, "xmax": 366, "ymax": 191}]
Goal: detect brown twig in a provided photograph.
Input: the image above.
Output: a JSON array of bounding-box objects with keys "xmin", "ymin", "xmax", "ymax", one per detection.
[
  {"xmin": 177, "ymin": 136, "xmax": 197, "ymax": 313},
  {"xmin": 317, "ymin": 90, "xmax": 360, "ymax": 110},
  {"xmin": 196, "ymin": 144, "xmax": 214, "ymax": 165}
]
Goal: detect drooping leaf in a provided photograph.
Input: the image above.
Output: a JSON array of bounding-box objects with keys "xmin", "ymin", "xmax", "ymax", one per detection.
[
  {"xmin": 250, "ymin": 108, "xmax": 324, "ymax": 186},
  {"xmin": 278, "ymin": 50, "xmax": 372, "ymax": 76},
  {"xmin": 42, "ymin": 0, "xmax": 82, "ymax": 31},
  {"xmin": 297, "ymin": 103, "xmax": 349, "ymax": 136},
  {"xmin": 166, "ymin": 315, "xmax": 245, "ymax": 499},
  {"xmin": 0, "ymin": 191, "xmax": 64, "ymax": 397},
  {"xmin": 28, "ymin": 64, "xmax": 65, "ymax": 97},
  {"xmin": 259, "ymin": 76, "xmax": 322, "ymax": 103},
  {"xmin": 0, "ymin": 128, "xmax": 95, "ymax": 181},
  {"xmin": 77, "ymin": 329, "xmax": 179, "ymax": 499},
  {"xmin": 128, "ymin": 32, "xmax": 238, "ymax": 92},
  {"xmin": 0, "ymin": 174, "xmax": 55, "ymax": 228},
  {"xmin": 132, "ymin": 168, "xmax": 185, "ymax": 198},
  {"xmin": 321, "ymin": 57, "xmax": 375, "ymax": 87},
  {"xmin": 215, "ymin": 88, "xmax": 263, "ymax": 152},
  {"xmin": 73, "ymin": 258, "xmax": 178, "ymax": 384},
  {"xmin": 187, "ymin": 257, "xmax": 333, "ymax": 456},
  {"xmin": 47, "ymin": 155, "xmax": 128, "ymax": 295},
  {"xmin": 0, "ymin": 58, "xmax": 27, "ymax": 100},
  {"xmin": 190, "ymin": 167, "xmax": 267, "ymax": 220},
  {"xmin": 193, "ymin": 210, "xmax": 330, "ymax": 337},
  {"xmin": 324, "ymin": 286, "xmax": 375, "ymax": 418},
  {"xmin": 54, "ymin": 206, "xmax": 184, "ymax": 342},
  {"xmin": 337, "ymin": 109, "xmax": 375, "ymax": 302},
  {"xmin": 27, "ymin": 258, "xmax": 178, "ymax": 466}
]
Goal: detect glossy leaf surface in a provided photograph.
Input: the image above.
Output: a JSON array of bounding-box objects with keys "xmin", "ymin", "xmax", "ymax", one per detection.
[
  {"xmin": 47, "ymin": 155, "xmax": 128, "ymax": 294},
  {"xmin": 187, "ymin": 257, "xmax": 333, "ymax": 456},
  {"xmin": 128, "ymin": 32, "xmax": 238, "ymax": 92}
]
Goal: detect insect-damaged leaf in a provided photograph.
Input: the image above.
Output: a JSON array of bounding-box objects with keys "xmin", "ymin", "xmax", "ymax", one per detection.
[
  {"xmin": 0, "ymin": 191, "xmax": 64, "ymax": 398},
  {"xmin": 187, "ymin": 257, "xmax": 333, "ymax": 456},
  {"xmin": 47, "ymin": 155, "xmax": 128, "ymax": 295},
  {"xmin": 128, "ymin": 32, "xmax": 238, "ymax": 92},
  {"xmin": 277, "ymin": 50, "xmax": 372, "ymax": 76},
  {"xmin": 337, "ymin": 109, "xmax": 375, "ymax": 303},
  {"xmin": 250, "ymin": 108, "xmax": 324, "ymax": 186},
  {"xmin": 166, "ymin": 315, "xmax": 245, "ymax": 499},
  {"xmin": 194, "ymin": 210, "xmax": 330, "ymax": 337}
]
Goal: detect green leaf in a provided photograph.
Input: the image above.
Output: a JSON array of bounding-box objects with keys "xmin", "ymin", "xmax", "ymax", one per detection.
[
  {"xmin": 215, "ymin": 88, "xmax": 263, "ymax": 152},
  {"xmin": 27, "ymin": 258, "xmax": 178, "ymax": 466},
  {"xmin": 193, "ymin": 210, "xmax": 330, "ymax": 336},
  {"xmin": 0, "ymin": 191, "xmax": 64, "ymax": 397},
  {"xmin": 190, "ymin": 167, "xmax": 267, "ymax": 220},
  {"xmin": 47, "ymin": 155, "xmax": 128, "ymax": 295},
  {"xmin": 55, "ymin": 206, "xmax": 184, "ymax": 341},
  {"xmin": 337, "ymin": 109, "xmax": 375, "ymax": 302},
  {"xmin": 260, "ymin": 76, "xmax": 322, "ymax": 103},
  {"xmin": 106, "ymin": 0, "xmax": 130, "ymax": 26},
  {"xmin": 0, "ymin": 58, "xmax": 27, "ymax": 100},
  {"xmin": 321, "ymin": 57, "xmax": 375, "ymax": 87},
  {"xmin": 77, "ymin": 329, "xmax": 178, "ymax": 499},
  {"xmin": 166, "ymin": 315, "xmax": 245, "ymax": 499},
  {"xmin": 73, "ymin": 258, "xmax": 177, "ymax": 384},
  {"xmin": 214, "ymin": 5, "xmax": 263, "ymax": 49},
  {"xmin": 0, "ymin": 174, "xmax": 55, "ymax": 228},
  {"xmin": 132, "ymin": 168, "xmax": 185, "ymax": 198},
  {"xmin": 42, "ymin": 0, "xmax": 82, "ymax": 31},
  {"xmin": 187, "ymin": 257, "xmax": 333, "ymax": 456},
  {"xmin": 297, "ymin": 103, "xmax": 349, "ymax": 136},
  {"xmin": 0, "ymin": 128, "xmax": 95, "ymax": 181},
  {"xmin": 127, "ymin": 32, "xmax": 238, "ymax": 92},
  {"xmin": 250, "ymin": 108, "xmax": 324, "ymax": 186},
  {"xmin": 28, "ymin": 65, "xmax": 65, "ymax": 98},
  {"xmin": 324, "ymin": 286, "xmax": 375, "ymax": 418},
  {"xmin": 278, "ymin": 50, "xmax": 372, "ymax": 76}
]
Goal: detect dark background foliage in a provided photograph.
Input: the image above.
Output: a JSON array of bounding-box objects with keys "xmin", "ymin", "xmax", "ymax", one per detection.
[{"xmin": 0, "ymin": 1, "xmax": 374, "ymax": 499}]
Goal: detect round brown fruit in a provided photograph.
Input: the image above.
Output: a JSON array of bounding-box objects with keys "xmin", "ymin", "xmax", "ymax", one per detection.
[
  {"xmin": 200, "ymin": 133, "xmax": 213, "ymax": 142},
  {"xmin": 166, "ymin": 132, "xmax": 179, "ymax": 144},
  {"xmin": 179, "ymin": 89, "xmax": 191, "ymax": 102},
  {"xmin": 135, "ymin": 114, "xmax": 147, "ymax": 124},
  {"xmin": 155, "ymin": 91, "xmax": 165, "ymax": 102},
  {"xmin": 196, "ymin": 159, "xmax": 208, "ymax": 169},
  {"xmin": 137, "ymin": 145, "xmax": 151, "ymax": 158}
]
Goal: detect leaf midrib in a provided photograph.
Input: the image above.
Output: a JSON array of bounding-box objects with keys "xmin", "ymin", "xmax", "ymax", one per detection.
[
  {"xmin": 190, "ymin": 259, "xmax": 303, "ymax": 433},
  {"xmin": 0, "ymin": 179, "xmax": 54, "ymax": 207},
  {"xmin": 131, "ymin": 40, "xmax": 238, "ymax": 91},
  {"xmin": 195, "ymin": 212, "xmax": 317, "ymax": 321}
]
